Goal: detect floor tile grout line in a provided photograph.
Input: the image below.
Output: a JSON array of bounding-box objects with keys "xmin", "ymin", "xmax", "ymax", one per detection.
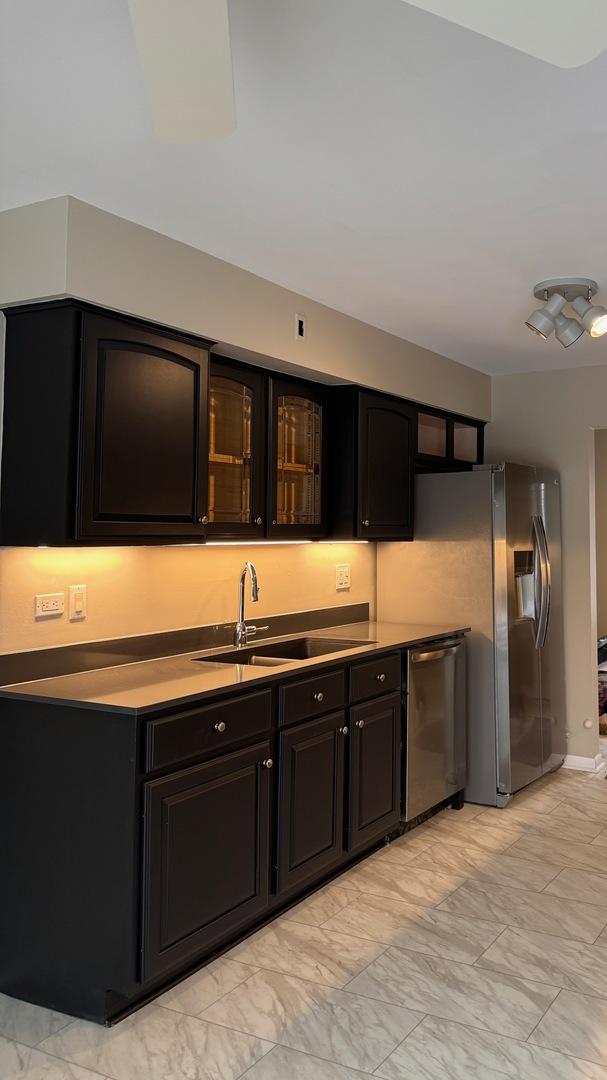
[
  {"xmin": 0, "ymin": 1031, "xmax": 108, "ymax": 1078},
  {"xmin": 154, "ymin": 961, "xmax": 262, "ymax": 1020},
  {"xmin": 370, "ymin": 1011, "xmax": 428, "ymax": 1076},
  {"xmin": 239, "ymin": 1041, "xmax": 377, "ymax": 1079},
  {"xmin": 235, "ymin": 1039, "xmax": 278, "ymax": 1080},
  {"xmin": 524, "ymin": 986, "xmax": 562, "ymax": 1045},
  {"xmin": 30, "ymin": 1015, "xmax": 77, "ymax": 1049}
]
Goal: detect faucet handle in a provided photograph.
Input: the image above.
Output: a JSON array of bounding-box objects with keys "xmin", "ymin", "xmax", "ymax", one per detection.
[{"xmin": 245, "ymin": 624, "xmax": 270, "ymax": 638}]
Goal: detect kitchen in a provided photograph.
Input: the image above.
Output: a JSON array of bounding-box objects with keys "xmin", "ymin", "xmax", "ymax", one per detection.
[{"xmin": 2, "ymin": 3, "xmax": 607, "ymax": 1079}]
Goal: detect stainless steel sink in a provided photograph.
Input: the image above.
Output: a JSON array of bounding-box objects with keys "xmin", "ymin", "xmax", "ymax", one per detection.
[{"xmin": 194, "ymin": 636, "xmax": 377, "ymax": 667}]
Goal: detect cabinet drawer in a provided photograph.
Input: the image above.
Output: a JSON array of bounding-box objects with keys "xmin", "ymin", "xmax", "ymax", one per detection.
[
  {"xmin": 145, "ymin": 690, "xmax": 272, "ymax": 772},
  {"xmin": 280, "ymin": 669, "xmax": 346, "ymax": 726},
  {"xmin": 350, "ymin": 652, "xmax": 401, "ymax": 703}
]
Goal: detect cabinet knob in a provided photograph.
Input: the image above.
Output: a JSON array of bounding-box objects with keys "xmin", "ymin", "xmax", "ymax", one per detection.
[
  {"xmin": 272, "ymin": 519, "xmax": 277, "ymax": 526},
  {"xmin": 339, "ymin": 725, "xmax": 349, "ymax": 735},
  {"xmin": 262, "ymin": 757, "xmax": 274, "ymax": 769},
  {"xmin": 199, "ymin": 515, "xmax": 209, "ymax": 525},
  {"xmin": 313, "ymin": 691, "xmax": 324, "ymax": 703},
  {"xmin": 376, "ymin": 673, "xmax": 386, "ymax": 683},
  {"xmin": 214, "ymin": 721, "xmax": 226, "ymax": 733},
  {"xmin": 255, "ymin": 517, "xmax": 263, "ymax": 526},
  {"xmin": 362, "ymin": 519, "xmax": 370, "ymax": 527},
  {"xmin": 356, "ymin": 718, "xmax": 365, "ymax": 729}
]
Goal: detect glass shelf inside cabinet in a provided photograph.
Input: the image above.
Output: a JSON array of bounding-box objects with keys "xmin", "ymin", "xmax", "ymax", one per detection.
[
  {"xmin": 453, "ymin": 421, "xmax": 478, "ymax": 462},
  {"xmin": 208, "ymin": 376, "xmax": 253, "ymax": 524},
  {"xmin": 418, "ymin": 412, "xmax": 447, "ymax": 457},
  {"xmin": 276, "ymin": 395, "xmax": 321, "ymax": 526}
]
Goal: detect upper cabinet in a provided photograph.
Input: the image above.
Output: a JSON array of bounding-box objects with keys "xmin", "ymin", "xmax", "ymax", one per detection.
[
  {"xmin": 416, "ymin": 408, "xmax": 484, "ymax": 472},
  {"xmin": 328, "ymin": 388, "xmax": 416, "ymax": 540},
  {"xmin": 0, "ymin": 299, "xmax": 486, "ymax": 546},
  {"xmin": 79, "ymin": 312, "xmax": 209, "ymax": 540},
  {"xmin": 0, "ymin": 302, "xmax": 212, "ymax": 545},
  {"xmin": 207, "ymin": 358, "xmax": 266, "ymax": 540},
  {"xmin": 268, "ymin": 377, "xmax": 327, "ymax": 539}
]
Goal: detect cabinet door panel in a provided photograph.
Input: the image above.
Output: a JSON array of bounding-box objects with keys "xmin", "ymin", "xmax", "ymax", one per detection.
[
  {"xmin": 79, "ymin": 313, "xmax": 209, "ymax": 539},
  {"xmin": 268, "ymin": 377, "xmax": 327, "ymax": 538},
  {"xmin": 348, "ymin": 693, "xmax": 401, "ymax": 851},
  {"xmin": 207, "ymin": 359, "xmax": 266, "ymax": 538},
  {"xmin": 358, "ymin": 393, "xmax": 415, "ymax": 539},
  {"xmin": 276, "ymin": 711, "xmax": 345, "ymax": 892},
  {"xmin": 142, "ymin": 742, "xmax": 271, "ymax": 981}
]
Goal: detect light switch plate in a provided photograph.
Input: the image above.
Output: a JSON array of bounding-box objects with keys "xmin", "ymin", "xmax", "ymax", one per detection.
[
  {"xmin": 335, "ymin": 563, "xmax": 351, "ymax": 591},
  {"xmin": 69, "ymin": 584, "xmax": 87, "ymax": 621},
  {"xmin": 35, "ymin": 592, "xmax": 65, "ymax": 618}
]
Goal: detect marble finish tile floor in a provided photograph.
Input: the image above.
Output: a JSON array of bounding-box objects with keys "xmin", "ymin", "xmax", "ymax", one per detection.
[{"xmin": 7, "ymin": 766, "xmax": 607, "ymax": 1077}]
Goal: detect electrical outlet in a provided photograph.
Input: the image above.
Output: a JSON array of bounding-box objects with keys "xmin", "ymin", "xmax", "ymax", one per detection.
[
  {"xmin": 69, "ymin": 583, "xmax": 87, "ymax": 621},
  {"xmin": 335, "ymin": 563, "xmax": 351, "ymax": 591},
  {"xmin": 35, "ymin": 592, "xmax": 65, "ymax": 619}
]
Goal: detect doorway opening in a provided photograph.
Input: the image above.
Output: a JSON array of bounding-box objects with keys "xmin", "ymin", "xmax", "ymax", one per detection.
[{"xmin": 593, "ymin": 429, "xmax": 607, "ymax": 759}]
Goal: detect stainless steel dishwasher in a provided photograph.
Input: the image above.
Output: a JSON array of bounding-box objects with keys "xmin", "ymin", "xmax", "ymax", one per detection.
[{"xmin": 405, "ymin": 637, "xmax": 467, "ymax": 821}]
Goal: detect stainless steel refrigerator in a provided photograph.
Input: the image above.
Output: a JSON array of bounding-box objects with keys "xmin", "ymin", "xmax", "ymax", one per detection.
[{"xmin": 378, "ymin": 463, "xmax": 565, "ymax": 806}]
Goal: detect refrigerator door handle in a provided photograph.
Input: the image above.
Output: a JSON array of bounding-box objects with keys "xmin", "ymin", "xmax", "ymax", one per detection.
[
  {"xmin": 532, "ymin": 515, "xmax": 550, "ymax": 649},
  {"xmin": 537, "ymin": 513, "xmax": 551, "ymax": 648}
]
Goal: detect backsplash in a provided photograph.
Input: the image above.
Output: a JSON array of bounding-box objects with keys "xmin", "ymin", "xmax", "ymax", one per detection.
[{"xmin": 0, "ymin": 542, "xmax": 376, "ymax": 653}]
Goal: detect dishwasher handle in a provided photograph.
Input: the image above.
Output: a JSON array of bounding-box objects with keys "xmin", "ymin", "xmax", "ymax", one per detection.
[{"xmin": 410, "ymin": 641, "xmax": 462, "ymax": 663}]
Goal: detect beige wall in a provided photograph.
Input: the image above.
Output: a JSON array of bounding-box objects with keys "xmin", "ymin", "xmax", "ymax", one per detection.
[
  {"xmin": 0, "ymin": 542, "xmax": 375, "ymax": 654},
  {"xmin": 0, "ymin": 197, "xmax": 491, "ymax": 421},
  {"xmin": 487, "ymin": 366, "xmax": 606, "ymax": 762},
  {"xmin": 595, "ymin": 429, "xmax": 607, "ymax": 639}
]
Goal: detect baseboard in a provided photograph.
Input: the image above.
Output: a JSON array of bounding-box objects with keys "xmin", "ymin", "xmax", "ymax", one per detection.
[{"xmin": 562, "ymin": 753, "xmax": 604, "ymax": 772}]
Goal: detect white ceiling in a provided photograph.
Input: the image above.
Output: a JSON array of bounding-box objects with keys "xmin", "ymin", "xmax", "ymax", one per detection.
[{"xmin": 2, "ymin": 0, "xmax": 607, "ymax": 376}]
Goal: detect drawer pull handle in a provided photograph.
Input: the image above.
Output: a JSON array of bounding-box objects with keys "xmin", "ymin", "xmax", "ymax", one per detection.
[
  {"xmin": 376, "ymin": 673, "xmax": 386, "ymax": 683},
  {"xmin": 356, "ymin": 718, "xmax": 365, "ymax": 728},
  {"xmin": 214, "ymin": 721, "xmax": 226, "ymax": 733},
  {"xmin": 262, "ymin": 757, "xmax": 273, "ymax": 769},
  {"xmin": 313, "ymin": 691, "xmax": 324, "ymax": 702},
  {"xmin": 339, "ymin": 725, "xmax": 349, "ymax": 735}
]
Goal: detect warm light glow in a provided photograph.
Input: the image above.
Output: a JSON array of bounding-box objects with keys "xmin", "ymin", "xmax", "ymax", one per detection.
[
  {"xmin": 24, "ymin": 547, "xmax": 126, "ymax": 574},
  {"xmin": 591, "ymin": 313, "xmax": 607, "ymax": 338}
]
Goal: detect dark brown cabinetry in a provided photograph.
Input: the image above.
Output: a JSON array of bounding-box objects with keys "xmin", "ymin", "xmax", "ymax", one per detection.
[
  {"xmin": 207, "ymin": 358, "xmax": 266, "ymax": 539},
  {"xmin": 348, "ymin": 693, "xmax": 401, "ymax": 851},
  {"xmin": 268, "ymin": 376, "xmax": 327, "ymax": 538},
  {"xmin": 276, "ymin": 711, "xmax": 346, "ymax": 892},
  {"xmin": 79, "ymin": 312, "xmax": 209, "ymax": 540},
  {"xmin": 328, "ymin": 388, "xmax": 416, "ymax": 540},
  {"xmin": 416, "ymin": 407, "xmax": 484, "ymax": 473},
  {"xmin": 0, "ymin": 301, "xmax": 212, "ymax": 545},
  {"xmin": 142, "ymin": 741, "xmax": 272, "ymax": 980}
]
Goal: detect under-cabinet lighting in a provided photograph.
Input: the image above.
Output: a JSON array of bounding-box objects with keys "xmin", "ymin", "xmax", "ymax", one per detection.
[{"xmin": 205, "ymin": 540, "xmax": 313, "ymax": 547}]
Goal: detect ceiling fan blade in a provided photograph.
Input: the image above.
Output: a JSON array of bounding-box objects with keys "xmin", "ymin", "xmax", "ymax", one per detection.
[
  {"xmin": 402, "ymin": 0, "xmax": 607, "ymax": 68},
  {"xmin": 127, "ymin": 0, "xmax": 235, "ymax": 142}
]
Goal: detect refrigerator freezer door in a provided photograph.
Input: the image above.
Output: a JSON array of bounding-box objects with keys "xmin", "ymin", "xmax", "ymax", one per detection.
[
  {"xmin": 494, "ymin": 464, "xmax": 544, "ymax": 796},
  {"xmin": 535, "ymin": 470, "xmax": 566, "ymax": 772}
]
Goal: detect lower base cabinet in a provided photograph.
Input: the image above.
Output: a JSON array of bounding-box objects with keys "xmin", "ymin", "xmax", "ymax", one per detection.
[
  {"xmin": 142, "ymin": 741, "xmax": 272, "ymax": 981},
  {"xmin": 276, "ymin": 711, "xmax": 346, "ymax": 892},
  {"xmin": 348, "ymin": 693, "xmax": 402, "ymax": 850}
]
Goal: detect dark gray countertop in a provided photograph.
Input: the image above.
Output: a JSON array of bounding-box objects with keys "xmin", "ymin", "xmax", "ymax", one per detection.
[{"xmin": 0, "ymin": 621, "xmax": 469, "ymax": 715}]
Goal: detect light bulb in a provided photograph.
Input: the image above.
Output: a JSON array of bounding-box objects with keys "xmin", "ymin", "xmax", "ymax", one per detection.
[{"xmin": 571, "ymin": 296, "xmax": 607, "ymax": 338}]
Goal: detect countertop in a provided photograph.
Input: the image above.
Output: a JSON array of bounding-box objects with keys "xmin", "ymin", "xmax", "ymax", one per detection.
[{"xmin": 0, "ymin": 621, "xmax": 469, "ymax": 715}]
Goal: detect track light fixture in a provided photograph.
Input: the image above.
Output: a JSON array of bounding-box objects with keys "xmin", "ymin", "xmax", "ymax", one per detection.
[{"xmin": 526, "ymin": 279, "xmax": 606, "ymax": 349}]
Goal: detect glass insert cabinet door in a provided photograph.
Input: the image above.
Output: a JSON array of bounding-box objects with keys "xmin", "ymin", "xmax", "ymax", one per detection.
[
  {"xmin": 207, "ymin": 360, "xmax": 265, "ymax": 538},
  {"xmin": 269, "ymin": 378, "xmax": 326, "ymax": 537}
]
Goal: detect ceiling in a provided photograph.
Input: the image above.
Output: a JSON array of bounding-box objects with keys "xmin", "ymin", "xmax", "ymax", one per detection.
[{"xmin": 2, "ymin": 0, "xmax": 607, "ymax": 376}]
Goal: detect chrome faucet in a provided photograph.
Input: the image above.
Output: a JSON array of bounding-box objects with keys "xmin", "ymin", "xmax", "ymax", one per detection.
[{"xmin": 235, "ymin": 562, "xmax": 269, "ymax": 648}]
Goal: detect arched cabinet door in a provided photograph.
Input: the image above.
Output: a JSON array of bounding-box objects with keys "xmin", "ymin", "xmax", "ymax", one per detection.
[
  {"xmin": 206, "ymin": 358, "xmax": 266, "ymax": 539},
  {"xmin": 357, "ymin": 392, "xmax": 415, "ymax": 539},
  {"xmin": 268, "ymin": 376, "xmax": 327, "ymax": 539},
  {"xmin": 78, "ymin": 312, "xmax": 210, "ymax": 541}
]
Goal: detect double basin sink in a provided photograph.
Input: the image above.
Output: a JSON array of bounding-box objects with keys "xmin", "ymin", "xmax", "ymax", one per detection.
[{"xmin": 193, "ymin": 637, "xmax": 377, "ymax": 668}]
